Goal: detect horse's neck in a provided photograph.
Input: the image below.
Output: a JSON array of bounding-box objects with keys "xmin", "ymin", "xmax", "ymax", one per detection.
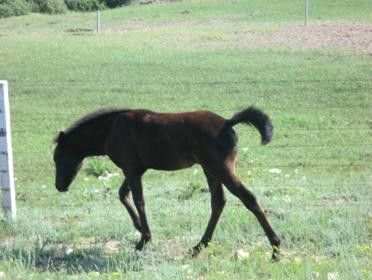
[{"xmin": 69, "ymin": 113, "xmax": 119, "ymax": 157}]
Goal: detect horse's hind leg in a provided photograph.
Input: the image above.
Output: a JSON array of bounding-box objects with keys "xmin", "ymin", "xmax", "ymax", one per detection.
[
  {"xmin": 192, "ymin": 172, "xmax": 226, "ymax": 256},
  {"xmin": 220, "ymin": 168, "xmax": 281, "ymax": 260},
  {"xmin": 127, "ymin": 175, "xmax": 152, "ymax": 250},
  {"xmin": 118, "ymin": 179, "xmax": 142, "ymax": 232}
]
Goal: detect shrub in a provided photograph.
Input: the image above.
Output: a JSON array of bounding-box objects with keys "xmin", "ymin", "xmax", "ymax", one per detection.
[
  {"xmin": 0, "ymin": 0, "xmax": 31, "ymax": 18},
  {"xmin": 103, "ymin": 0, "xmax": 130, "ymax": 8},
  {"xmin": 30, "ymin": 0, "xmax": 67, "ymax": 14},
  {"xmin": 64, "ymin": 0, "xmax": 105, "ymax": 11},
  {"xmin": 0, "ymin": 0, "xmax": 132, "ymax": 18},
  {"xmin": 64, "ymin": 0, "xmax": 131, "ymax": 11}
]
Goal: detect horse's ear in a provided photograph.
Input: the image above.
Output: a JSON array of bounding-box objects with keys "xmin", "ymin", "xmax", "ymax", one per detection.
[{"xmin": 54, "ymin": 131, "xmax": 66, "ymax": 144}]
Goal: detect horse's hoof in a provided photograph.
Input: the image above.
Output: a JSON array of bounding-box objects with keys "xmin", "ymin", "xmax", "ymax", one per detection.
[
  {"xmin": 189, "ymin": 242, "xmax": 208, "ymax": 257},
  {"xmin": 190, "ymin": 246, "xmax": 201, "ymax": 257},
  {"xmin": 271, "ymin": 246, "xmax": 280, "ymax": 262},
  {"xmin": 135, "ymin": 237, "xmax": 151, "ymax": 251},
  {"xmin": 135, "ymin": 243, "xmax": 144, "ymax": 251},
  {"xmin": 188, "ymin": 244, "xmax": 202, "ymax": 257}
]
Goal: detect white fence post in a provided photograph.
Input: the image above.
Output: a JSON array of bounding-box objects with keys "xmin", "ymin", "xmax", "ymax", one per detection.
[{"xmin": 0, "ymin": 81, "xmax": 16, "ymax": 219}]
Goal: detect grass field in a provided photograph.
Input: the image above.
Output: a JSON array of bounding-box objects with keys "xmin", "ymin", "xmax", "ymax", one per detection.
[{"xmin": 0, "ymin": 0, "xmax": 371, "ymax": 279}]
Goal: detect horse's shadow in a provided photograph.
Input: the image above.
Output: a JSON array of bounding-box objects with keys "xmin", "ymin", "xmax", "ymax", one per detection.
[{"xmin": 1, "ymin": 243, "xmax": 146, "ymax": 274}]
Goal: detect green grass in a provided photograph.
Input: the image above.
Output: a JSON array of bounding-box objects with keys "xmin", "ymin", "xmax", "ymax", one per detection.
[{"xmin": 0, "ymin": 0, "xmax": 372, "ymax": 279}]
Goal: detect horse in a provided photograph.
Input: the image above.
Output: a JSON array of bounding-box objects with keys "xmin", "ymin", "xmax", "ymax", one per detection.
[{"xmin": 53, "ymin": 106, "xmax": 281, "ymax": 260}]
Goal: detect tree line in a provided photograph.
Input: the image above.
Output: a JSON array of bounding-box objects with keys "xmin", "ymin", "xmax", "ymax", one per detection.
[{"xmin": 0, "ymin": 0, "xmax": 131, "ymax": 18}]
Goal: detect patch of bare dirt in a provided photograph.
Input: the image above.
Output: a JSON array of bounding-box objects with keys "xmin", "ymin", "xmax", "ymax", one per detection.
[
  {"xmin": 104, "ymin": 239, "xmax": 121, "ymax": 253},
  {"xmin": 192, "ymin": 22, "xmax": 372, "ymax": 55},
  {"xmin": 236, "ymin": 23, "xmax": 372, "ymax": 55},
  {"xmin": 319, "ymin": 194, "xmax": 358, "ymax": 207}
]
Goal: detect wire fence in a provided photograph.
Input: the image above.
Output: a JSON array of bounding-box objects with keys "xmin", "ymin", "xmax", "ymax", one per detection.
[
  {"xmin": 8, "ymin": 77, "xmax": 372, "ymax": 198},
  {"xmin": 8, "ymin": 78, "xmax": 372, "ymax": 86}
]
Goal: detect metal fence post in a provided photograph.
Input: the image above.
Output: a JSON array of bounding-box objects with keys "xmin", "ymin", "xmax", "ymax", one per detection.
[
  {"xmin": 304, "ymin": 0, "xmax": 309, "ymax": 26},
  {"xmin": 97, "ymin": 10, "xmax": 101, "ymax": 33}
]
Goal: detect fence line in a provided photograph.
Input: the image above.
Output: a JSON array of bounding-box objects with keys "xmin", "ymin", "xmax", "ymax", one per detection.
[
  {"xmin": 15, "ymin": 144, "xmax": 372, "ymax": 151},
  {"xmin": 12, "ymin": 127, "xmax": 372, "ymax": 133},
  {"xmin": 9, "ymin": 78, "xmax": 372, "ymax": 86},
  {"xmin": 11, "ymin": 105, "xmax": 372, "ymax": 113},
  {"xmin": 15, "ymin": 163, "xmax": 372, "ymax": 171},
  {"xmin": 14, "ymin": 202, "xmax": 371, "ymax": 210}
]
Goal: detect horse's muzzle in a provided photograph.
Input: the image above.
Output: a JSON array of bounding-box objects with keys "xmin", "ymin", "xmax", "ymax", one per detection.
[
  {"xmin": 55, "ymin": 179, "xmax": 69, "ymax": 192},
  {"xmin": 56, "ymin": 186, "xmax": 68, "ymax": 192}
]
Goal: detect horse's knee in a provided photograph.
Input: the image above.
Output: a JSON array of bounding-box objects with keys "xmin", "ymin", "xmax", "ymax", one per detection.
[
  {"xmin": 134, "ymin": 199, "xmax": 145, "ymax": 210},
  {"xmin": 210, "ymin": 183, "xmax": 226, "ymax": 210},
  {"xmin": 218, "ymin": 193, "xmax": 227, "ymax": 208},
  {"xmin": 212, "ymin": 195, "xmax": 226, "ymax": 213},
  {"xmin": 118, "ymin": 184, "xmax": 130, "ymax": 201}
]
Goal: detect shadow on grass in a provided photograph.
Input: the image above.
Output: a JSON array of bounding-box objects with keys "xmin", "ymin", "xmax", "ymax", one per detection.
[{"xmin": 0, "ymin": 244, "xmax": 145, "ymax": 274}]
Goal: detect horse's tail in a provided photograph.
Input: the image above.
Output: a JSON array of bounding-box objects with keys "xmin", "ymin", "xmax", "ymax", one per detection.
[{"xmin": 227, "ymin": 106, "xmax": 273, "ymax": 145}]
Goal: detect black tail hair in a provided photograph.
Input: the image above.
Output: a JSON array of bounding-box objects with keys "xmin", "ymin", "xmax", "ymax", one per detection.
[{"xmin": 227, "ymin": 106, "xmax": 273, "ymax": 145}]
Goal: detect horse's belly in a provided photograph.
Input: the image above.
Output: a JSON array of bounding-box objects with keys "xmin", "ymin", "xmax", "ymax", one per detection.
[
  {"xmin": 138, "ymin": 137, "xmax": 196, "ymax": 170},
  {"xmin": 147, "ymin": 155, "xmax": 196, "ymax": 171}
]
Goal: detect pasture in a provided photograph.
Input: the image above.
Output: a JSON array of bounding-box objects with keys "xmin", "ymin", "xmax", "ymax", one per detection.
[{"xmin": 0, "ymin": 0, "xmax": 371, "ymax": 278}]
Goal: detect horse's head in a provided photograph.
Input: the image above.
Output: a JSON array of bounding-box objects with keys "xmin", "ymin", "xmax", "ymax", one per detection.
[{"xmin": 53, "ymin": 132, "xmax": 83, "ymax": 192}]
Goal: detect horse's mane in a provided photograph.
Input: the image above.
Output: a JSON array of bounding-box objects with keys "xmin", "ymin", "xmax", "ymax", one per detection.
[{"xmin": 54, "ymin": 108, "xmax": 127, "ymax": 143}]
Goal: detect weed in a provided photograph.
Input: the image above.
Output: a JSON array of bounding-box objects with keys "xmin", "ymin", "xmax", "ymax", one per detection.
[
  {"xmin": 177, "ymin": 183, "xmax": 203, "ymax": 201},
  {"xmin": 84, "ymin": 157, "xmax": 111, "ymax": 178}
]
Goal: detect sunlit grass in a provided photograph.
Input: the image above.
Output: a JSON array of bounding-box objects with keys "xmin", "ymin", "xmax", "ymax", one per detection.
[{"xmin": 0, "ymin": 0, "xmax": 371, "ymax": 279}]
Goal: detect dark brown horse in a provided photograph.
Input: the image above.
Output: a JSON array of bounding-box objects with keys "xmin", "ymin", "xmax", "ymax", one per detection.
[{"xmin": 53, "ymin": 107, "xmax": 280, "ymax": 259}]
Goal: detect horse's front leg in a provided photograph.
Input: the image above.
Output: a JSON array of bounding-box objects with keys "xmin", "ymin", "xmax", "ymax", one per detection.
[
  {"xmin": 127, "ymin": 175, "xmax": 151, "ymax": 250},
  {"xmin": 118, "ymin": 179, "xmax": 142, "ymax": 232}
]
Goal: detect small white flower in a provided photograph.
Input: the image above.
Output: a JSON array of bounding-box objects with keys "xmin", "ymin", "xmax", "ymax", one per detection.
[
  {"xmin": 312, "ymin": 272, "xmax": 320, "ymax": 279},
  {"xmin": 98, "ymin": 172, "xmax": 119, "ymax": 181},
  {"xmin": 182, "ymin": 264, "xmax": 192, "ymax": 273},
  {"xmin": 327, "ymin": 272, "xmax": 338, "ymax": 280},
  {"xmin": 65, "ymin": 247, "xmax": 74, "ymax": 255},
  {"xmin": 234, "ymin": 249, "xmax": 250, "ymax": 260},
  {"xmin": 269, "ymin": 168, "xmax": 282, "ymax": 174}
]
